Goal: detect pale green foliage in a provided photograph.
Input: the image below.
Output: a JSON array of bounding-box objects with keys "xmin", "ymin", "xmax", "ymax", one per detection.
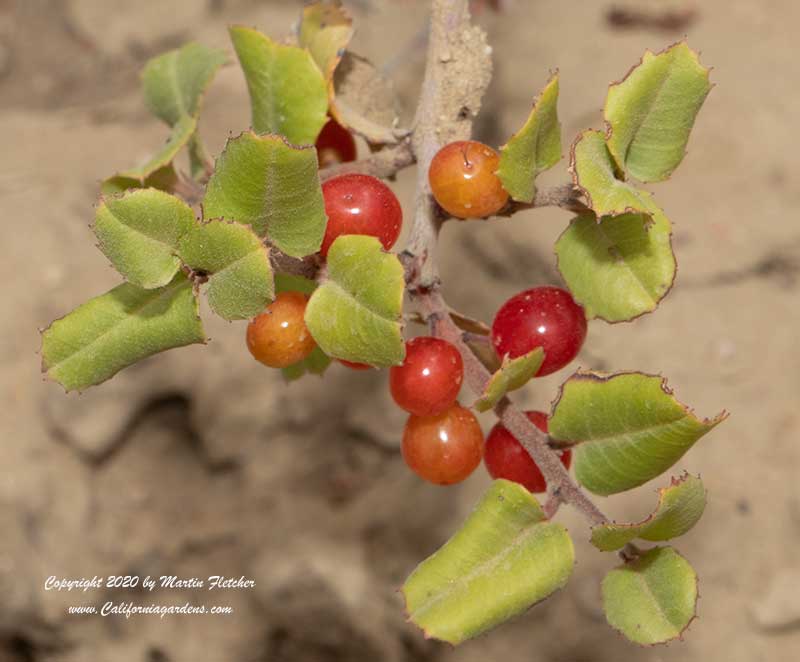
[
  {"xmin": 549, "ymin": 372, "xmax": 727, "ymax": 495},
  {"xmin": 141, "ymin": 41, "xmax": 228, "ymax": 126},
  {"xmin": 402, "ymin": 480, "xmax": 574, "ymax": 644},
  {"xmin": 229, "ymin": 26, "xmax": 328, "ymax": 144},
  {"xmin": 101, "ymin": 165, "xmax": 178, "ymax": 196},
  {"xmin": 605, "ymin": 42, "xmax": 711, "ymax": 182},
  {"xmin": 178, "ymin": 220, "xmax": 274, "ymax": 321},
  {"xmin": 94, "ymin": 188, "xmax": 196, "ymax": 289},
  {"xmin": 555, "ymin": 211, "xmax": 675, "ymax": 322},
  {"xmin": 473, "ymin": 348, "xmax": 544, "ymax": 412},
  {"xmin": 602, "ymin": 547, "xmax": 698, "ymax": 645},
  {"xmin": 41, "ymin": 274, "xmax": 205, "ymax": 392},
  {"xmin": 106, "ymin": 41, "xmax": 226, "ymax": 189},
  {"xmin": 203, "ymin": 132, "xmax": 327, "ymax": 257},
  {"xmin": 570, "ymin": 129, "xmax": 657, "ymax": 217},
  {"xmin": 497, "ymin": 73, "xmax": 561, "ymax": 202},
  {"xmin": 591, "ymin": 474, "xmax": 706, "ymax": 551},
  {"xmin": 305, "ymin": 236, "xmax": 405, "ymax": 367},
  {"xmin": 114, "ymin": 115, "xmax": 197, "ymax": 183},
  {"xmin": 299, "ymin": 0, "xmax": 354, "ymax": 79}
]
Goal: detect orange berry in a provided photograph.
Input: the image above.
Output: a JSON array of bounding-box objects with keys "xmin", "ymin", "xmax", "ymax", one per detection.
[
  {"xmin": 246, "ymin": 291, "xmax": 316, "ymax": 368},
  {"xmin": 428, "ymin": 140, "xmax": 509, "ymax": 219},
  {"xmin": 402, "ymin": 403, "xmax": 484, "ymax": 485}
]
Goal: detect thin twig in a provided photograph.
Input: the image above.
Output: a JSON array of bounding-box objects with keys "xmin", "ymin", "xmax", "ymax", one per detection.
[{"xmin": 319, "ymin": 139, "xmax": 415, "ymax": 181}]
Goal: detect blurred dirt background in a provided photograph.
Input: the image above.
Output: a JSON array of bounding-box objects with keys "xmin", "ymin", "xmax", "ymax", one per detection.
[{"xmin": 1, "ymin": 0, "xmax": 799, "ymax": 660}]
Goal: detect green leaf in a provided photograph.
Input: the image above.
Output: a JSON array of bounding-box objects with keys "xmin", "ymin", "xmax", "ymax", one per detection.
[
  {"xmin": 275, "ymin": 273, "xmax": 317, "ymax": 296},
  {"xmin": 330, "ymin": 52, "xmax": 401, "ymax": 144},
  {"xmin": 402, "ymin": 480, "xmax": 574, "ymax": 645},
  {"xmin": 229, "ymin": 26, "xmax": 328, "ymax": 145},
  {"xmin": 281, "ymin": 346, "xmax": 332, "ymax": 382},
  {"xmin": 93, "ymin": 188, "xmax": 197, "ymax": 289},
  {"xmin": 141, "ymin": 41, "xmax": 228, "ymax": 127},
  {"xmin": 115, "ymin": 115, "xmax": 197, "ymax": 182},
  {"xmin": 299, "ymin": 1, "xmax": 353, "ymax": 79},
  {"xmin": 473, "ymin": 348, "xmax": 544, "ymax": 412},
  {"xmin": 591, "ymin": 474, "xmax": 706, "ymax": 551},
  {"xmin": 570, "ymin": 129, "xmax": 657, "ymax": 218},
  {"xmin": 101, "ymin": 165, "xmax": 178, "ymax": 196},
  {"xmin": 605, "ymin": 42, "xmax": 711, "ymax": 183},
  {"xmin": 602, "ymin": 547, "xmax": 698, "ymax": 645},
  {"xmin": 188, "ymin": 135, "xmax": 212, "ymax": 179},
  {"xmin": 497, "ymin": 72, "xmax": 561, "ymax": 203},
  {"xmin": 178, "ymin": 219, "xmax": 273, "ymax": 321},
  {"xmin": 203, "ymin": 131, "xmax": 327, "ymax": 257},
  {"xmin": 549, "ymin": 371, "xmax": 727, "ymax": 496},
  {"xmin": 41, "ymin": 273, "xmax": 205, "ymax": 392},
  {"xmin": 555, "ymin": 211, "xmax": 675, "ymax": 323},
  {"xmin": 304, "ymin": 235, "xmax": 404, "ymax": 367}
]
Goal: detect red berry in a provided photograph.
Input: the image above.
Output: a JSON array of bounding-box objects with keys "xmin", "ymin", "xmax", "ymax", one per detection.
[
  {"xmin": 428, "ymin": 140, "xmax": 509, "ymax": 219},
  {"xmin": 320, "ymin": 174, "xmax": 403, "ymax": 257},
  {"xmin": 491, "ymin": 286, "xmax": 587, "ymax": 377},
  {"xmin": 316, "ymin": 117, "xmax": 357, "ymax": 167},
  {"xmin": 339, "ymin": 359, "xmax": 372, "ymax": 370},
  {"xmin": 246, "ymin": 291, "xmax": 316, "ymax": 368},
  {"xmin": 402, "ymin": 403, "xmax": 484, "ymax": 485},
  {"xmin": 484, "ymin": 411, "xmax": 572, "ymax": 494},
  {"xmin": 390, "ymin": 337, "xmax": 463, "ymax": 416}
]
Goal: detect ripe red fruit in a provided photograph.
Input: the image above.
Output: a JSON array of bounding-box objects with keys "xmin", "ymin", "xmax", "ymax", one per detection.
[
  {"xmin": 246, "ymin": 291, "xmax": 316, "ymax": 368},
  {"xmin": 320, "ymin": 174, "xmax": 403, "ymax": 257},
  {"xmin": 491, "ymin": 286, "xmax": 587, "ymax": 377},
  {"xmin": 339, "ymin": 359, "xmax": 371, "ymax": 370},
  {"xmin": 315, "ymin": 117, "xmax": 357, "ymax": 167},
  {"xmin": 484, "ymin": 411, "xmax": 572, "ymax": 494},
  {"xmin": 428, "ymin": 140, "xmax": 509, "ymax": 219},
  {"xmin": 390, "ymin": 337, "xmax": 463, "ymax": 416},
  {"xmin": 402, "ymin": 403, "xmax": 484, "ymax": 485}
]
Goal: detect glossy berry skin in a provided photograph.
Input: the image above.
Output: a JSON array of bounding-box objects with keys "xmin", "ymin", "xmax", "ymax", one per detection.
[
  {"xmin": 315, "ymin": 117, "xmax": 357, "ymax": 167},
  {"xmin": 390, "ymin": 337, "xmax": 463, "ymax": 416},
  {"xmin": 246, "ymin": 291, "xmax": 316, "ymax": 368},
  {"xmin": 428, "ymin": 140, "xmax": 509, "ymax": 219},
  {"xmin": 339, "ymin": 359, "xmax": 372, "ymax": 370},
  {"xmin": 491, "ymin": 286, "xmax": 587, "ymax": 377},
  {"xmin": 402, "ymin": 403, "xmax": 484, "ymax": 485},
  {"xmin": 484, "ymin": 411, "xmax": 572, "ymax": 494},
  {"xmin": 320, "ymin": 174, "xmax": 403, "ymax": 257}
]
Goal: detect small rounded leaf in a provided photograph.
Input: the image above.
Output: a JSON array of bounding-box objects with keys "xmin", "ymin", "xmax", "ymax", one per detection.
[
  {"xmin": 473, "ymin": 348, "xmax": 544, "ymax": 412},
  {"xmin": 549, "ymin": 371, "xmax": 727, "ymax": 495},
  {"xmin": 304, "ymin": 235, "xmax": 404, "ymax": 367},
  {"xmin": 41, "ymin": 274, "xmax": 205, "ymax": 392},
  {"xmin": 497, "ymin": 72, "xmax": 561, "ymax": 203},
  {"xmin": 605, "ymin": 42, "xmax": 711, "ymax": 183},
  {"xmin": 602, "ymin": 547, "xmax": 698, "ymax": 645},
  {"xmin": 555, "ymin": 210, "xmax": 676, "ymax": 323},
  {"xmin": 591, "ymin": 474, "xmax": 706, "ymax": 551},
  {"xmin": 403, "ymin": 480, "xmax": 575, "ymax": 645},
  {"xmin": 94, "ymin": 188, "xmax": 197, "ymax": 289},
  {"xmin": 178, "ymin": 219, "xmax": 274, "ymax": 321},
  {"xmin": 203, "ymin": 132, "xmax": 327, "ymax": 257},
  {"xmin": 299, "ymin": 1, "xmax": 354, "ymax": 80},
  {"xmin": 229, "ymin": 26, "xmax": 328, "ymax": 145}
]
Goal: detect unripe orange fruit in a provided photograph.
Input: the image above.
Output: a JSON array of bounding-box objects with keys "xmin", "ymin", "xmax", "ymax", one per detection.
[
  {"xmin": 428, "ymin": 140, "xmax": 509, "ymax": 219},
  {"xmin": 246, "ymin": 291, "xmax": 316, "ymax": 368}
]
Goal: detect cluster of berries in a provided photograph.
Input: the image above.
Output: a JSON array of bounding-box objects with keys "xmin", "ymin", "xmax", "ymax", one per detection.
[{"xmin": 246, "ymin": 118, "xmax": 587, "ymax": 493}]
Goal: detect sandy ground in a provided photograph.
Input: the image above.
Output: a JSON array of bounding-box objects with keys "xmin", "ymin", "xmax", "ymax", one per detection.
[{"xmin": 1, "ymin": 0, "xmax": 798, "ymax": 660}]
